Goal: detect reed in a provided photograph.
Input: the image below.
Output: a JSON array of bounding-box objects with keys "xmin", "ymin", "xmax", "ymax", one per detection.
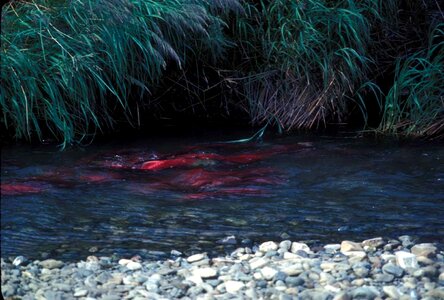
[
  {"xmin": 379, "ymin": 23, "xmax": 444, "ymax": 139},
  {"xmin": 0, "ymin": 0, "xmax": 240, "ymax": 147},
  {"xmin": 232, "ymin": 0, "xmax": 385, "ymax": 131},
  {"xmin": 1, "ymin": 0, "xmax": 443, "ymax": 144}
]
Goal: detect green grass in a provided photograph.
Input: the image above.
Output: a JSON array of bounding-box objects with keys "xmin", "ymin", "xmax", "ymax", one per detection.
[
  {"xmin": 1, "ymin": 0, "xmax": 443, "ymax": 144},
  {"xmin": 0, "ymin": 0, "xmax": 240, "ymax": 147},
  {"xmin": 232, "ymin": 0, "xmax": 384, "ymax": 130},
  {"xmin": 379, "ymin": 23, "xmax": 444, "ymax": 138}
]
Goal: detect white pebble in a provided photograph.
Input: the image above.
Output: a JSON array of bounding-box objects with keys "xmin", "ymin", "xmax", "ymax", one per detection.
[{"xmin": 225, "ymin": 281, "xmax": 245, "ymax": 293}]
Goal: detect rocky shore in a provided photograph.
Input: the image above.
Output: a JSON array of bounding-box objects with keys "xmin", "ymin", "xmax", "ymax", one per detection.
[{"xmin": 2, "ymin": 236, "xmax": 443, "ymax": 300}]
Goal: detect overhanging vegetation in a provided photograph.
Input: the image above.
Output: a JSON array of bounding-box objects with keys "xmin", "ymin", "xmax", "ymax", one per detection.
[{"xmin": 1, "ymin": 0, "xmax": 443, "ymax": 145}]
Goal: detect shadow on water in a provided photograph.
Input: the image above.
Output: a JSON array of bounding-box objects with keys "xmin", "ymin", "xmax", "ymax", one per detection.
[{"xmin": 1, "ymin": 130, "xmax": 444, "ymax": 261}]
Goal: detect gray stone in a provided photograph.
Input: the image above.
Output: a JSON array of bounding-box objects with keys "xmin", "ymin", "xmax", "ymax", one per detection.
[
  {"xmin": 438, "ymin": 272, "xmax": 444, "ymax": 283},
  {"xmin": 382, "ymin": 263, "xmax": 404, "ymax": 277},
  {"xmin": 275, "ymin": 271, "xmax": 287, "ymax": 281},
  {"xmin": 324, "ymin": 244, "xmax": 341, "ymax": 253},
  {"xmin": 285, "ymin": 276, "xmax": 304, "ymax": 286},
  {"xmin": 299, "ymin": 289, "xmax": 332, "ymax": 300},
  {"xmin": 362, "ymin": 237, "xmax": 385, "ymax": 249},
  {"xmin": 74, "ymin": 289, "xmax": 88, "ymax": 297},
  {"xmin": 341, "ymin": 241, "xmax": 363, "ymax": 252},
  {"xmin": 126, "ymin": 261, "xmax": 142, "ymax": 270},
  {"xmin": 333, "ymin": 292, "xmax": 351, "ymax": 300},
  {"xmin": 398, "ymin": 235, "xmax": 415, "ymax": 248},
  {"xmin": 43, "ymin": 290, "xmax": 64, "ymax": 300},
  {"xmin": 192, "ymin": 267, "xmax": 217, "ymax": 278},
  {"xmin": 54, "ymin": 283, "xmax": 71, "ymax": 292},
  {"xmin": 411, "ymin": 243, "xmax": 437, "ymax": 258},
  {"xmin": 291, "ymin": 242, "xmax": 310, "ymax": 254},
  {"xmin": 395, "ymin": 251, "xmax": 418, "ymax": 269},
  {"xmin": 374, "ymin": 273, "xmax": 394, "ymax": 283},
  {"xmin": 353, "ymin": 263, "xmax": 370, "ymax": 278},
  {"xmin": 383, "ymin": 285, "xmax": 401, "ymax": 299},
  {"xmin": 250, "ymin": 257, "xmax": 269, "ymax": 270},
  {"xmin": 39, "ymin": 259, "xmax": 64, "ymax": 270},
  {"xmin": 1, "ymin": 285, "xmax": 16, "ymax": 297},
  {"xmin": 351, "ymin": 286, "xmax": 380, "ymax": 299},
  {"xmin": 279, "ymin": 240, "xmax": 292, "ymax": 251},
  {"xmin": 259, "ymin": 241, "xmax": 278, "ymax": 252},
  {"xmin": 425, "ymin": 288, "xmax": 444, "ymax": 299},
  {"xmin": 256, "ymin": 280, "xmax": 267, "ymax": 288},
  {"xmin": 281, "ymin": 263, "xmax": 304, "ymax": 276},
  {"xmin": 187, "ymin": 253, "xmax": 206, "ymax": 263},
  {"xmin": 261, "ymin": 266, "xmax": 278, "ymax": 280},
  {"xmin": 264, "ymin": 250, "xmax": 278, "ymax": 258},
  {"xmin": 225, "ymin": 280, "xmax": 244, "ymax": 293},
  {"xmin": 320, "ymin": 262, "xmax": 350, "ymax": 272},
  {"xmin": 421, "ymin": 266, "xmax": 438, "ymax": 277}
]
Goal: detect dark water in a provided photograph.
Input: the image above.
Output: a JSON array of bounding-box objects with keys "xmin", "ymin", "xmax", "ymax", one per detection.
[{"xmin": 1, "ymin": 131, "xmax": 444, "ymax": 261}]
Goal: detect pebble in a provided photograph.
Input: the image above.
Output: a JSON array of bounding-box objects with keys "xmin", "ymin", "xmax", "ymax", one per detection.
[
  {"xmin": 73, "ymin": 289, "xmax": 88, "ymax": 297},
  {"xmin": 291, "ymin": 242, "xmax": 310, "ymax": 254},
  {"xmin": 410, "ymin": 243, "xmax": 437, "ymax": 258},
  {"xmin": 118, "ymin": 259, "xmax": 132, "ymax": 266},
  {"xmin": 362, "ymin": 237, "xmax": 385, "ymax": 249},
  {"xmin": 259, "ymin": 241, "xmax": 278, "ymax": 252},
  {"xmin": 383, "ymin": 285, "xmax": 401, "ymax": 299},
  {"xmin": 281, "ymin": 264, "xmax": 304, "ymax": 276},
  {"xmin": 395, "ymin": 251, "xmax": 419, "ymax": 269},
  {"xmin": 126, "ymin": 261, "xmax": 142, "ymax": 270},
  {"xmin": 351, "ymin": 286, "xmax": 380, "ymax": 299},
  {"xmin": 260, "ymin": 266, "xmax": 278, "ymax": 280},
  {"xmin": 382, "ymin": 263, "xmax": 404, "ymax": 277},
  {"xmin": 250, "ymin": 257, "xmax": 269, "ymax": 270},
  {"xmin": 279, "ymin": 240, "xmax": 292, "ymax": 251},
  {"xmin": 324, "ymin": 244, "xmax": 341, "ymax": 252},
  {"xmin": 225, "ymin": 280, "xmax": 244, "ymax": 293},
  {"xmin": 1, "ymin": 237, "xmax": 441, "ymax": 299},
  {"xmin": 340, "ymin": 241, "xmax": 363, "ymax": 252},
  {"xmin": 39, "ymin": 259, "xmax": 64, "ymax": 270},
  {"xmin": 193, "ymin": 267, "xmax": 217, "ymax": 278},
  {"xmin": 187, "ymin": 253, "xmax": 206, "ymax": 263}
]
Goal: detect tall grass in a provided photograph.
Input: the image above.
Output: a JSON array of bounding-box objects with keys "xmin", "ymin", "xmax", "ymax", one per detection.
[
  {"xmin": 232, "ymin": 0, "xmax": 384, "ymax": 131},
  {"xmin": 379, "ymin": 23, "xmax": 444, "ymax": 138},
  {"xmin": 1, "ymin": 0, "xmax": 443, "ymax": 144},
  {"xmin": 0, "ymin": 0, "xmax": 240, "ymax": 147}
]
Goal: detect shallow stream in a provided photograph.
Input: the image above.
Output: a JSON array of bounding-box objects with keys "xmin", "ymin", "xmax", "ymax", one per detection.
[{"xmin": 1, "ymin": 131, "xmax": 443, "ymax": 261}]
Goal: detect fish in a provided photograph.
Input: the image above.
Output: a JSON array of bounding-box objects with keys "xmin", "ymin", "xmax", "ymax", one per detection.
[{"xmin": 0, "ymin": 183, "xmax": 43, "ymax": 196}]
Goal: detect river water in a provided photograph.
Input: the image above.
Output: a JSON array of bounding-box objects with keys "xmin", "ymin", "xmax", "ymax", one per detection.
[{"xmin": 1, "ymin": 131, "xmax": 443, "ymax": 261}]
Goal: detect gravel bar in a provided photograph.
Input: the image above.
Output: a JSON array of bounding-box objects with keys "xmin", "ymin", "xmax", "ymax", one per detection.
[{"xmin": 2, "ymin": 236, "xmax": 443, "ymax": 299}]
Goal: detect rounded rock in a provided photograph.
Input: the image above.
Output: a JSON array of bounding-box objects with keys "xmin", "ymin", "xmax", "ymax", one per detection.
[
  {"xmin": 187, "ymin": 253, "xmax": 206, "ymax": 263},
  {"xmin": 126, "ymin": 261, "xmax": 142, "ymax": 270},
  {"xmin": 225, "ymin": 280, "xmax": 245, "ymax": 294},
  {"xmin": 259, "ymin": 241, "xmax": 278, "ymax": 252},
  {"xmin": 261, "ymin": 266, "xmax": 278, "ymax": 281},
  {"xmin": 193, "ymin": 267, "xmax": 217, "ymax": 279}
]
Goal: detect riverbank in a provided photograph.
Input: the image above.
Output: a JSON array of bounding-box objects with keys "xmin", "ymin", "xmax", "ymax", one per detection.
[{"xmin": 1, "ymin": 236, "xmax": 443, "ymax": 299}]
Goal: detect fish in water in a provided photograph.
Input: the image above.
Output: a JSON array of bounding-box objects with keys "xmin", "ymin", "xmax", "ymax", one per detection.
[{"xmin": 0, "ymin": 183, "xmax": 43, "ymax": 196}]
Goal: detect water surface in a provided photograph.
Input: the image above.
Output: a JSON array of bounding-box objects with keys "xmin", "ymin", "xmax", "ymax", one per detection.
[{"xmin": 2, "ymin": 132, "xmax": 443, "ymax": 261}]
